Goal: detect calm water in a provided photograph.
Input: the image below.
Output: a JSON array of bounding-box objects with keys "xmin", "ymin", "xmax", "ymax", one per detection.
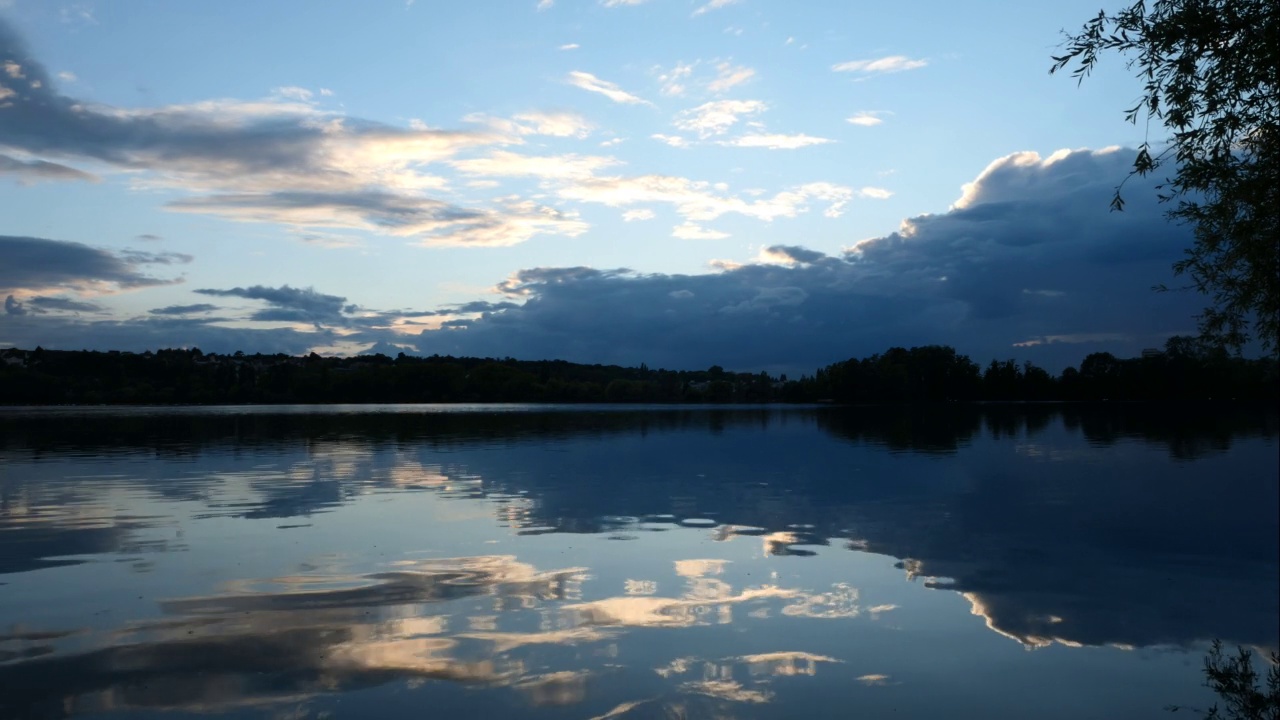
[{"xmin": 1, "ymin": 404, "xmax": 1276, "ymax": 720}]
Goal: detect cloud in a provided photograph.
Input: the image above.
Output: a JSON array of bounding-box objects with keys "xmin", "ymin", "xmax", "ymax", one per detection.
[
  {"xmin": 651, "ymin": 134, "xmax": 689, "ymax": 148},
  {"xmin": 846, "ymin": 111, "xmax": 887, "ymax": 126},
  {"xmin": 559, "ymin": 43, "xmax": 580, "ymax": 50},
  {"xmin": 622, "ymin": 209, "xmax": 655, "ymax": 222},
  {"xmin": 13, "ymin": 296, "xmax": 105, "ymax": 313},
  {"xmin": 409, "ymin": 149, "xmax": 1202, "ymax": 373},
  {"xmin": 167, "ymin": 190, "xmax": 587, "ymax": 246},
  {"xmin": 758, "ymin": 245, "xmax": 826, "ymax": 266},
  {"xmin": 538, "ymin": 0, "xmax": 554, "ymax": 9},
  {"xmin": 718, "ymin": 133, "xmax": 833, "ymax": 150},
  {"xmin": 832, "ymin": 56, "xmax": 927, "ymax": 74},
  {"xmin": 465, "ymin": 110, "xmax": 594, "ymax": 139},
  {"xmin": 558, "ymin": 175, "xmax": 856, "ymax": 222},
  {"xmin": 194, "ymin": 285, "xmax": 352, "ymax": 325},
  {"xmin": 673, "ymin": 99, "xmax": 767, "ymax": 138},
  {"xmin": 600, "ymin": 0, "xmax": 649, "ymax": 6},
  {"xmin": 0, "ymin": 153, "xmax": 97, "ymax": 182},
  {"xmin": 566, "ymin": 71, "xmax": 650, "ymax": 105},
  {"xmin": 273, "ymin": 86, "xmax": 314, "ymax": 101},
  {"xmin": 706, "ymin": 62, "xmax": 754, "ymax": 93},
  {"xmin": 656, "ymin": 62, "xmax": 695, "ymax": 96},
  {"xmin": 672, "ymin": 222, "xmax": 729, "ymax": 240},
  {"xmin": 692, "ymin": 0, "xmax": 739, "ymax": 16},
  {"xmin": 451, "ymin": 151, "xmax": 619, "ymax": 180},
  {"xmin": 149, "ymin": 303, "xmax": 220, "ymax": 316},
  {"xmin": 0, "ymin": 235, "xmax": 185, "ymax": 295},
  {"xmin": 0, "ymin": 19, "xmax": 589, "ymax": 248}
]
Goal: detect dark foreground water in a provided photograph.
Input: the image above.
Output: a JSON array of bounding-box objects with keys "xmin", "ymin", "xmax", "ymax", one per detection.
[{"xmin": 0, "ymin": 404, "xmax": 1276, "ymax": 720}]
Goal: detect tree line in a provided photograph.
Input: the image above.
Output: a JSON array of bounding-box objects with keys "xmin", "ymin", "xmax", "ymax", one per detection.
[{"xmin": 0, "ymin": 336, "xmax": 1274, "ymax": 405}]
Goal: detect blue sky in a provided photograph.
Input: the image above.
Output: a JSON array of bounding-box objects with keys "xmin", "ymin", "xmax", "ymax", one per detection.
[{"xmin": 0, "ymin": 1, "xmax": 1203, "ymax": 372}]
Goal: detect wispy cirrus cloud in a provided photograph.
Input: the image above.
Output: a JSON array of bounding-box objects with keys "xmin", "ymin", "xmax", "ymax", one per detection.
[
  {"xmin": 565, "ymin": 71, "xmax": 651, "ymax": 105},
  {"xmin": 832, "ymin": 55, "xmax": 927, "ymax": 74}
]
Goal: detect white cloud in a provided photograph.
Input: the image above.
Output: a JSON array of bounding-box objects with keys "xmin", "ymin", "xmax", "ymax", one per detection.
[
  {"xmin": 707, "ymin": 62, "xmax": 754, "ymax": 93},
  {"xmin": 451, "ymin": 151, "xmax": 620, "ymax": 180},
  {"xmin": 673, "ymin": 222, "xmax": 730, "ymax": 240},
  {"xmin": 516, "ymin": 110, "xmax": 594, "ymax": 138},
  {"xmin": 537, "ymin": 0, "xmax": 554, "ymax": 9},
  {"xmin": 319, "ymin": 88, "xmax": 334, "ymax": 96},
  {"xmin": 859, "ymin": 186, "xmax": 893, "ymax": 200},
  {"xmin": 559, "ymin": 43, "xmax": 580, "ymax": 50},
  {"xmin": 651, "ymin": 134, "xmax": 689, "ymax": 148},
  {"xmin": 692, "ymin": 0, "xmax": 739, "ymax": 16},
  {"xmin": 601, "ymin": 0, "xmax": 648, "ymax": 6},
  {"xmin": 566, "ymin": 71, "xmax": 651, "ymax": 105},
  {"xmin": 57, "ymin": 71, "xmax": 77, "ymax": 82},
  {"xmin": 656, "ymin": 62, "xmax": 695, "ymax": 97},
  {"xmin": 623, "ymin": 209, "xmax": 655, "ymax": 222},
  {"xmin": 464, "ymin": 110, "xmax": 593, "ymax": 139},
  {"xmin": 273, "ymin": 86, "xmax": 314, "ymax": 101},
  {"xmin": 832, "ymin": 55, "xmax": 927, "ymax": 74},
  {"xmin": 847, "ymin": 111, "xmax": 887, "ymax": 126},
  {"xmin": 559, "ymin": 174, "xmax": 855, "ymax": 222},
  {"xmin": 719, "ymin": 133, "xmax": 833, "ymax": 150},
  {"xmin": 674, "ymin": 99, "xmax": 767, "ymax": 138}
]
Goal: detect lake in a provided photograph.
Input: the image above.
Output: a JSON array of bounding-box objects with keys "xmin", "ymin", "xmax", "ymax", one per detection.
[{"xmin": 1, "ymin": 404, "xmax": 1276, "ymax": 719}]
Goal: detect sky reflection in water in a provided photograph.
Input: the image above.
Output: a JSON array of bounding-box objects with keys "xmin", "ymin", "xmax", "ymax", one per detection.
[{"xmin": 0, "ymin": 405, "xmax": 1276, "ymax": 719}]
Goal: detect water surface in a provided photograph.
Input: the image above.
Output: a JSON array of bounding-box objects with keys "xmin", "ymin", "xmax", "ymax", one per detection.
[{"xmin": 1, "ymin": 404, "xmax": 1276, "ymax": 719}]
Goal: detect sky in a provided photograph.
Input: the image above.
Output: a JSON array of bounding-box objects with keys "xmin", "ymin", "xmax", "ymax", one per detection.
[{"xmin": 0, "ymin": 0, "xmax": 1209, "ymax": 374}]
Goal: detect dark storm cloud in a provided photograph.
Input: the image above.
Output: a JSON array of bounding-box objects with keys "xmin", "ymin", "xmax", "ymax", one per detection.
[
  {"xmin": 0, "ymin": 152, "xmax": 97, "ymax": 182},
  {"xmin": 0, "ymin": 235, "xmax": 184, "ymax": 292},
  {"xmin": 413, "ymin": 149, "xmax": 1203, "ymax": 372},
  {"xmin": 148, "ymin": 303, "xmax": 219, "ymax": 316}
]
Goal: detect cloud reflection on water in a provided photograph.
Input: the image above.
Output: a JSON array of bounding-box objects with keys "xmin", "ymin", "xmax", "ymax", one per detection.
[{"xmin": 0, "ymin": 404, "xmax": 1275, "ymax": 718}]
